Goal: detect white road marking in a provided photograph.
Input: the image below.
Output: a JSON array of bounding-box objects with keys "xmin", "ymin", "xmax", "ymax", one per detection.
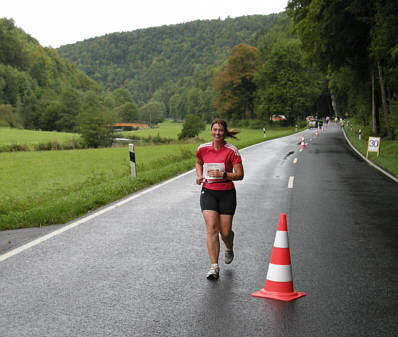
[
  {"xmin": 293, "ymin": 158, "xmax": 298, "ymax": 164},
  {"xmin": 299, "ymin": 148, "xmax": 303, "ymax": 152},
  {"xmin": 0, "ymin": 169, "xmax": 195, "ymax": 263},
  {"xmin": 288, "ymin": 176, "xmax": 294, "ymax": 188}
]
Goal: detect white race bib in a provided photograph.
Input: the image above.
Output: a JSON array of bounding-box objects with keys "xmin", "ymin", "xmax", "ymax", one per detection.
[{"xmin": 203, "ymin": 163, "xmax": 225, "ymax": 180}]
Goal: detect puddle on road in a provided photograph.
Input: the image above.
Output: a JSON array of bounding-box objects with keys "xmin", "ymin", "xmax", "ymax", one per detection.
[{"xmin": 283, "ymin": 151, "xmax": 295, "ymax": 160}]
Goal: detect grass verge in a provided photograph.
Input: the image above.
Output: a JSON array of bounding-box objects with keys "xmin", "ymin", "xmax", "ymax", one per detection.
[
  {"xmin": 344, "ymin": 120, "xmax": 398, "ymax": 177},
  {"xmin": 0, "ymin": 126, "xmax": 299, "ymax": 230}
]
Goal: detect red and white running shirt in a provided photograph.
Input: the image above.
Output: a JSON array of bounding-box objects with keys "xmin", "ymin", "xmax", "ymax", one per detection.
[{"xmin": 196, "ymin": 141, "xmax": 242, "ymax": 190}]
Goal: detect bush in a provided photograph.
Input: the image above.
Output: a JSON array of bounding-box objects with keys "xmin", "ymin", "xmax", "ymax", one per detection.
[
  {"xmin": 9, "ymin": 143, "xmax": 31, "ymax": 152},
  {"xmin": 178, "ymin": 114, "xmax": 205, "ymax": 140}
]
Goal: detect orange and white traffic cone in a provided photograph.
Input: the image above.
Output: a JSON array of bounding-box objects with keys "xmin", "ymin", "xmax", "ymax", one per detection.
[
  {"xmin": 299, "ymin": 136, "xmax": 306, "ymax": 149},
  {"xmin": 251, "ymin": 214, "xmax": 306, "ymax": 302}
]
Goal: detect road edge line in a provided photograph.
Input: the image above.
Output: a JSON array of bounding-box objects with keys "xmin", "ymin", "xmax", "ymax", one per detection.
[
  {"xmin": 0, "ymin": 132, "xmax": 307, "ymax": 262},
  {"xmin": 0, "ymin": 169, "xmax": 195, "ymax": 263},
  {"xmin": 342, "ymin": 128, "xmax": 398, "ymax": 183}
]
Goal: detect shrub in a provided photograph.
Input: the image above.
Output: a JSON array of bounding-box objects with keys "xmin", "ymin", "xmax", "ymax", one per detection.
[{"xmin": 178, "ymin": 114, "xmax": 206, "ymax": 140}]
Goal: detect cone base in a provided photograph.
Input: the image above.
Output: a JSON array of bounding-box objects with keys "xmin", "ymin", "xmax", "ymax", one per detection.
[
  {"xmin": 251, "ymin": 288, "xmax": 306, "ymax": 302},
  {"xmin": 300, "ymin": 145, "xmax": 306, "ymax": 149}
]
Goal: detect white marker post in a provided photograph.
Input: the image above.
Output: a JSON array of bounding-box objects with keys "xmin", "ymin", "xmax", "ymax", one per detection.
[
  {"xmin": 263, "ymin": 128, "xmax": 266, "ymax": 138},
  {"xmin": 129, "ymin": 143, "xmax": 136, "ymax": 178}
]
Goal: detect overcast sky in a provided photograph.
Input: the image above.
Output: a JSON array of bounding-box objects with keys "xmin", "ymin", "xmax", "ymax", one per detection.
[{"xmin": 2, "ymin": 0, "xmax": 288, "ymax": 48}]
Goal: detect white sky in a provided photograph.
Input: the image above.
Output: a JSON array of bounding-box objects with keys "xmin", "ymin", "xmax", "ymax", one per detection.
[{"xmin": 2, "ymin": 0, "xmax": 288, "ymax": 48}]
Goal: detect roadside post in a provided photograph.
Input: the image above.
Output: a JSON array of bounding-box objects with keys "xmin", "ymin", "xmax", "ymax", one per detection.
[
  {"xmin": 366, "ymin": 137, "xmax": 381, "ymax": 158},
  {"xmin": 359, "ymin": 129, "xmax": 362, "ymax": 140},
  {"xmin": 129, "ymin": 143, "xmax": 136, "ymax": 177},
  {"xmin": 263, "ymin": 127, "xmax": 266, "ymax": 138},
  {"xmin": 295, "ymin": 124, "xmax": 298, "ymax": 132}
]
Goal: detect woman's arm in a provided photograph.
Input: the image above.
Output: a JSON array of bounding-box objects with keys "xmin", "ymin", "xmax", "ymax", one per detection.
[
  {"xmin": 226, "ymin": 162, "xmax": 244, "ymax": 181},
  {"xmin": 195, "ymin": 158, "xmax": 204, "ymax": 185},
  {"xmin": 207, "ymin": 162, "xmax": 244, "ymax": 181}
]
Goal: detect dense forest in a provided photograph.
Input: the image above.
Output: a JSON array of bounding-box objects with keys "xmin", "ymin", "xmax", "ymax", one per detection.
[
  {"xmin": 57, "ymin": 13, "xmax": 326, "ymax": 126},
  {"xmin": 1, "ymin": 2, "xmax": 397, "ymax": 141},
  {"xmin": 58, "ymin": 15, "xmax": 280, "ymax": 107},
  {"xmin": 287, "ymin": 0, "xmax": 398, "ymax": 139}
]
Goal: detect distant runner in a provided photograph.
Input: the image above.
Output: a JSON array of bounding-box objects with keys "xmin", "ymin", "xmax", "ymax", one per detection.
[{"xmin": 195, "ymin": 119, "xmax": 244, "ymax": 280}]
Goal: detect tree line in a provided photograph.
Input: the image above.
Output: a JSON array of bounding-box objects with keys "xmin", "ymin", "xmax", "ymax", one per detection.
[
  {"xmin": 2, "ymin": 4, "xmax": 396, "ymax": 145},
  {"xmin": 287, "ymin": 0, "xmax": 398, "ymax": 139}
]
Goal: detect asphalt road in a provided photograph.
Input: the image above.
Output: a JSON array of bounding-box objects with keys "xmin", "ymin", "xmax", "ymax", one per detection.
[{"xmin": 1, "ymin": 124, "xmax": 397, "ymax": 337}]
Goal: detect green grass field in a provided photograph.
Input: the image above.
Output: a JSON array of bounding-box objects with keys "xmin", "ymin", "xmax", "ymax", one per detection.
[
  {"xmin": 0, "ymin": 127, "xmax": 81, "ymax": 149},
  {"xmin": 344, "ymin": 120, "xmax": 398, "ymax": 177},
  {"xmin": 0, "ymin": 123, "xmax": 299, "ymax": 230}
]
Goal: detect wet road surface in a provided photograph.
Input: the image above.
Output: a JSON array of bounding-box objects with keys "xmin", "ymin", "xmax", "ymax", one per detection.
[{"xmin": 1, "ymin": 124, "xmax": 397, "ymax": 336}]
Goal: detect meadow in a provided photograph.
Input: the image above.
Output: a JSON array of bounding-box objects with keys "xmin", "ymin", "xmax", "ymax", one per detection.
[
  {"xmin": 0, "ymin": 127, "xmax": 82, "ymax": 151},
  {"xmin": 0, "ymin": 123, "xmax": 298, "ymax": 230}
]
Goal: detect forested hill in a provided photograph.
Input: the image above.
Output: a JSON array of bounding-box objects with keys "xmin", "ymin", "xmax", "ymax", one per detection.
[
  {"xmin": 58, "ymin": 14, "xmax": 281, "ymax": 106},
  {"xmin": 0, "ymin": 18, "xmax": 100, "ymax": 130}
]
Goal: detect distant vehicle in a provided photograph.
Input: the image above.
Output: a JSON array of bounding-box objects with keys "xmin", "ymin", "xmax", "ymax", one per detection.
[{"xmin": 270, "ymin": 114, "xmax": 288, "ymax": 121}]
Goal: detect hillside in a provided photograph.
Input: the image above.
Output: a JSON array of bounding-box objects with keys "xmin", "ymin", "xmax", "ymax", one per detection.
[
  {"xmin": 58, "ymin": 15, "xmax": 282, "ymax": 107},
  {"xmin": 0, "ymin": 18, "xmax": 101, "ymax": 130}
]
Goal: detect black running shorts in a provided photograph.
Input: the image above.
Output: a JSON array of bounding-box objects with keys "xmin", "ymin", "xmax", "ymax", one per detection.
[{"xmin": 200, "ymin": 187, "xmax": 237, "ymax": 215}]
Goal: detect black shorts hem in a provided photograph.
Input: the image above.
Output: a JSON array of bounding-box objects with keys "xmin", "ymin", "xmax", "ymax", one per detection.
[{"xmin": 200, "ymin": 187, "xmax": 237, "ymax": 215}]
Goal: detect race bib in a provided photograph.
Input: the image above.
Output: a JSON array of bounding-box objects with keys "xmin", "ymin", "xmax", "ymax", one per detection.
[{"xmin": 203, "ymin": 163, "xmax": 225, "ymax": 180}]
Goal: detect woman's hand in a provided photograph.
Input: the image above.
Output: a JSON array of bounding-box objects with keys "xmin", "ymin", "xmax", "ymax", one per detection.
[
  {"xmin": 196, "ymin": 176, "xmax": 204, "ymax": 185},
  {"xmin": 207, "ymin": 170, "xmax": 224, "ymax": 178}
]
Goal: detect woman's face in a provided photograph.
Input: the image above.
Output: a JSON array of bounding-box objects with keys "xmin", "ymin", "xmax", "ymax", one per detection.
[{"xmin": 211, "ymin": 123, "xmax": 225, "ymax": 142}]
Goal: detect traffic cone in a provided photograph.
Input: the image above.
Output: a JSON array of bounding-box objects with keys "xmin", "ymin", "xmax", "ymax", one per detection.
[
  {"xmin": 299, "ymin": 136, "xmax": 306, "ymax": 148},
  {"xmin": 251, "ymin": 214, "xmax": 306, "ymax": 302},
  {"xmin": 315, "ymin": 129, "xmax": 319, "ymax": 136}
]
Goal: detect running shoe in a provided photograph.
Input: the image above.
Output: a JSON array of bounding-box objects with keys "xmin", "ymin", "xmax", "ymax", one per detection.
[
  {"xmin": 224, "ymin": 249, "xmax": 234, "ymax": 264},
  {"xmin": 206, "ymin": 265, "xmax": 219, "ymax": 280}
]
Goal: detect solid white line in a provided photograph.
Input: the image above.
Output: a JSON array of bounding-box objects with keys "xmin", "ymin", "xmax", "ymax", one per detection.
[
  {"xmin": 0, "ymin": 169, "xmax": 195, "ymax": 263},
  {"xmin": 342, "ymin": 128, "xmax": 398, "ymax": 183},
  {"xmin": 293, "ymin": 158, "xmax": 298, "ymax": 164},
  {"xmin": 288, "ymin": 176, "xmax": 294, "ymax": 189}
]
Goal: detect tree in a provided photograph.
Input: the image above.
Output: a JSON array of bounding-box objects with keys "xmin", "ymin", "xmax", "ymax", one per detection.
[
  {"xmin": 178, "ymin": 114, "xmax": 206, "ymax": 139},
  {"xmin": 78, "ymin": 111, "xmax": 114, "ymax": 148},
  {"xmin": 169, "ymin": 93, "xmax": 184, "ymax": 121},
  {"xmin": 39, "ymin": 100, "xmax": 61, "ymax": 131},
  {"xmin": 139, "ymin": 101, "xmax": 165, "ymax": 124},
  {"xmin": 287, "ymin": 0, "xmax": 398, "ymax": 138},
  {"xmin": 254, "ymin": 29, "xmax": 323, "ymax": 122},
  {"xmin": 0, "ymin": 104, "xmax": 22, "ymax": 127},
  {"xmin": 112, "ymin": 88, "xmax": 134, "ymax": 105},
  {"xmin": 214, "ymin": 43, "xmax": 260, "ymax": 120},
  {"xmin": 117, "ymin": 102, "xmax": 139, "ymax": 122},
  {"xmin": 56, "ymin": 87, "xmax": 82, "ymax": 131}
]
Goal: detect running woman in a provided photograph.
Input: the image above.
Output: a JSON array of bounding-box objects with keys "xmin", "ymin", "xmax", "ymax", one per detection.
[{"xmin": 196, "ymin": 119, "xmax": 244, "ymax": 280}]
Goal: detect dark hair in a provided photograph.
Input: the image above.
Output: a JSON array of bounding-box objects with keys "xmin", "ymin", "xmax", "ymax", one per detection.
[{"xmin": 210, "ymin": 118, "xmax": 239, "ymax": 139}]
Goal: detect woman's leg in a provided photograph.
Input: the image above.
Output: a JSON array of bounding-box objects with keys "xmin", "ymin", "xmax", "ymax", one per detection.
[
  {"xmin": 202, "ymin": 210, "xmax": 220, "ymax": 264},
  {"xmin": 219, "ymin": 214, "xmax": 234, "ymax": 250}
]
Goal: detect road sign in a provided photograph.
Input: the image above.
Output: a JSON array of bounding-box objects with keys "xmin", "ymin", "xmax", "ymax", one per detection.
[{"xmin": 366, "ymin": 137, "xmax": 381, "ymax": 158}]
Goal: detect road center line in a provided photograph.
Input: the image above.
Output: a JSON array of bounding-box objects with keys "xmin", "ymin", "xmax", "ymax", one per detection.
[
  {"xmin": 288, "ymin": 176, "xmax": 294, "ymax": 188},
  {"xmin": 293, "ymin": 158, "xmax": 298, "ymax": 164}
]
